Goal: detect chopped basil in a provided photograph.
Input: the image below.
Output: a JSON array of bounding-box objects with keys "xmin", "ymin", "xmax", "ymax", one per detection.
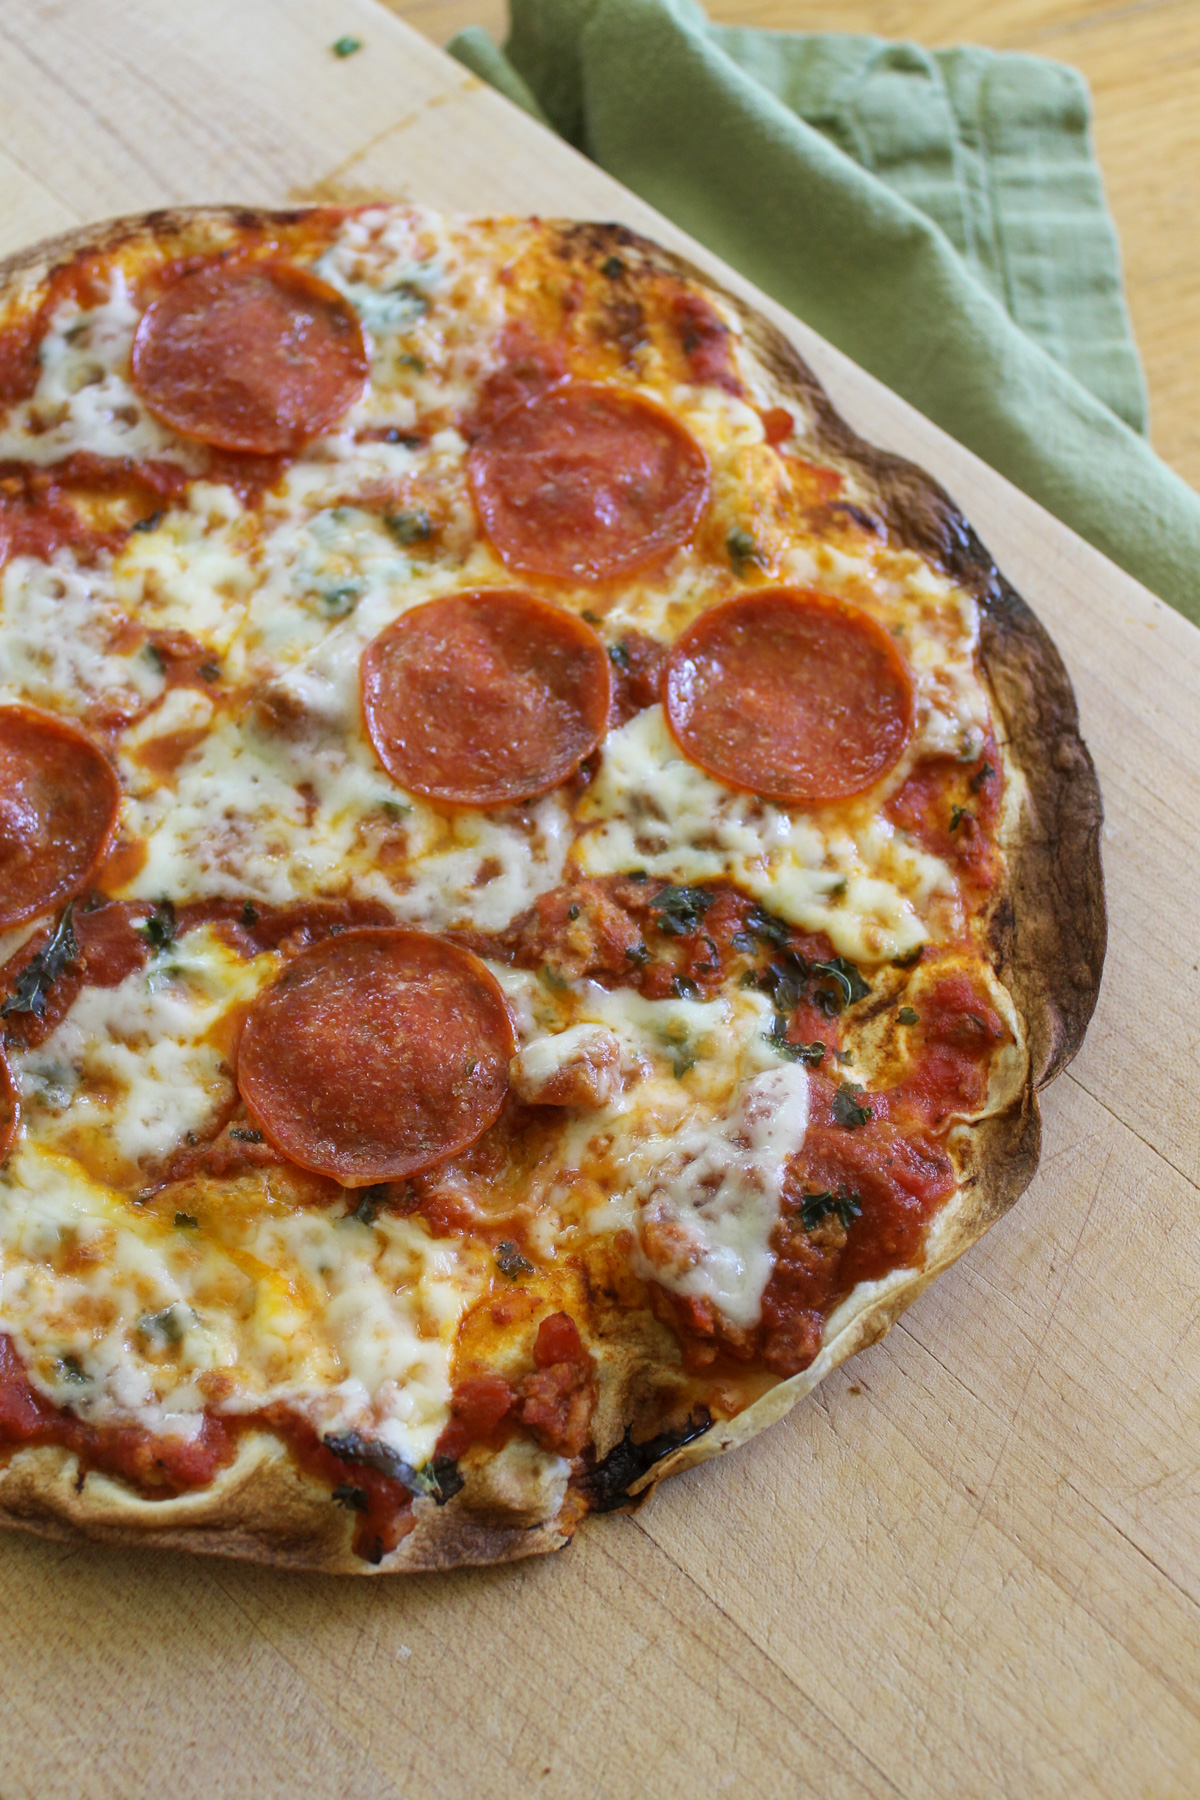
[
  {"xmin": 567, "ymin": 903, "xmax": 581, "ymax": 921},
  {"xmin": 672, "ymin": 1047, "xmax": 698, "ymax": 1079},
  {"xmin": 743, "ymin": 905, "xmax": 791, "ymax": 951},
  {"xmin": 132, "ymin": 510, "xmax": 164, "ymax": 534},
  {"xmin": 624, "ymin": 943, "xmax": 650, "ymax": 966},
  {"xmin": 799, "ymin": 1190, "xmax": 862, "ymax": 1232},
  {"xmin": 495, "ymin": 1240, "xmax": 534, "ymax": 1279},
  {"xmin": 325, "ymin": 1429, "xmax": 426, "ymax": 1495},
  {"xmin": 140, "ymin": 898, "xmax": 177, "ymax": 952},
  {"xmin": 832, "ymin": 1083, "xmax": 874, "ymax": 1130},
  {"xmin": 144, "ymin": 642, "xmax": 167, "ymax": 673},
  {"xmin": 385, "ymin": 508, "xmax": 433, "ymax": 547},
  {"xmin": 241, "ymin": 899, "xmax": 258, "ymax": 927},
  {"xmin": 318, "ymin": 581, "xmax": 362, "ymax": 618},
  {"xmin": 332, "ymin": 1484, "xmax": 369, "ymax": 1512},
  {"xmin": 138, "ymin": 1305, "xmax": 189, "ymax": 1346},
  {"xmin": 811, "ymin": 956, "xmax": 870, "ymax": 1011},
  {"xmin": 2, "ymin": 904, "xmax": 78, "ymax": 1018},
  {"xmin": 601, "ymin": 256, "xmax": 625, "ymax": 279},
  {"xmin": 672, "ymin": 974, "xmax": 700, "ymax": 1001},
  {"xmin": 57, "ymin": 1353, "xmax": 89, "ymax": 1383},
  {"xmin": 379, "ymin": 799, "xmax": 411, "ymax": 821},
  {"xmin": 949, "ymin": 804, "xmax": 972, "ymax": 833},
  {"xmin": 970, "ymin": 761, "xmax": 995, "ymax": 793},
  {"xmin": 413, "ymin": 1455, "xmax": 464, "ymax": 1505},
  {"xmin": 898, "ymin": 1005, "xmax": 919, "ymax": 1026},
  {"xmin": 174, "ymin": 1212, "xmax": 199, "ymax": 1230},
  {"xmin": 350, "ymin": 1186, "xmax": 387, "ymax": 1226},
  {"xmin": 650, "ymin": 885, "xmax": 714, "ymax": 937},
  {"xmin": 608, "ymin": 641, "xmax": 631, "ymax": 673},
  {"xmin": 726, "ymin": 525, "xmax": 761, "ymax": 575},
  {"xmin": 540, "ymin": 964, "xmax": 569, "ymax": 992},
  {"xmin": 581, "ymin": 609, "xmax": 602, "ymax": 625},
  {"xmin": 332, "ymin": 34, "xmax": 362, "ymax": 56},
  {"xmin": 199, "ymin": 661, "xmax": 221, "ymax": 682}
]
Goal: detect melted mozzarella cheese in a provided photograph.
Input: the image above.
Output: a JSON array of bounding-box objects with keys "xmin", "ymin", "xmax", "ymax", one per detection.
[
  {"xmin": 629, "ymin": 1063, "xmax": 809, "ymax": 1329},
  {"xmin": 0, "ymin": 552, "xmax": 165, "ymax": 720},
  {"xmin": 14, "ymin": 927, "xmax": 266, "ymax": 1180},
  {"xmin": 0, "ymin": 1143, "xmax": 484, "ymax": 1462},
  {"xmin": 0, "ymin": 274, "xmax": 199, "ymax": 468},
  {"xmin": 576, "ymin": 706, "xmax": 954, "ymax": 961}
]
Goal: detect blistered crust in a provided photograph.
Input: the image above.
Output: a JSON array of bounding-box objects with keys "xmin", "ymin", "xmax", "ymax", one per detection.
[{"xmin": 0, "ymin": 209, "xmax": 1104, "ymax": 1567}]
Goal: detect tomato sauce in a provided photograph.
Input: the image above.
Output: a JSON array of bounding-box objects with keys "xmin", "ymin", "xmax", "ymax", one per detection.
[{"xmin": 0, "ymin": 1332, "xmax": 236, "ymax": 1494}]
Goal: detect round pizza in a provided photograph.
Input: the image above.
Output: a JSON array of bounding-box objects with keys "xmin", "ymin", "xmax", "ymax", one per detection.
[{"xmin": 0, "ymin": 206, "xmax": 1104, "ymax": 1572}]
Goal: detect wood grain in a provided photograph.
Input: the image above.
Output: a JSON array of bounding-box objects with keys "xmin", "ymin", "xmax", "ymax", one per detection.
[
  {"xmin": 391, "ymin": 0, "xmax": 1200, "ymax": 497},
  {"xmin": 0, "ymin": 1, "xmax": 1197, "ymax": 1795}
]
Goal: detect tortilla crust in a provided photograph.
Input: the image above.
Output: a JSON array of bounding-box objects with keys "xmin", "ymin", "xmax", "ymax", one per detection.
[{"xmin": 0, "ymin": 209, "xmax": 1105, "ymax": 1567}]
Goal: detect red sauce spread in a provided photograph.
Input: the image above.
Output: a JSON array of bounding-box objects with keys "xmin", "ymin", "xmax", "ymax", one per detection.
[
  {"xmin": 438, "ymin": 1311, "xmax": 596, "ymax": 1462},
  {"xmin": 261, "ymin": 1409, "xmax": 416, "ymax": 1564},
  {"xmin": 885, "ymin": 736, "xmax": 1002, "ymax": 890},
  {"xmin": 0, "ymin": 1333, "xmax": 235, "ymax": 1494}
]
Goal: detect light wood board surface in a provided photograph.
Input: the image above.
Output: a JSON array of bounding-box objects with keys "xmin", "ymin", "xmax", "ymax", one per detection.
[
  {"xmin": 0, "ymin": 3, "xmax": 1197, "ymax": 1796},
  {"xmin": 393, "ymin": 0, "xmax": 1200, "ymax": 498}
]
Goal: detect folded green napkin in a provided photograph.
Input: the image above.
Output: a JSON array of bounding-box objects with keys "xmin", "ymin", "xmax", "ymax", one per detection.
[{"xmin": 451, "ymin": 0, "xmax": 1200, "ymax": 622}]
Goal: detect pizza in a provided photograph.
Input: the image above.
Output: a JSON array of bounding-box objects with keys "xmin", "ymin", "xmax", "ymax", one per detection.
[{"xmin": 0, "ymin": 205, "xmax": 1104, "ymax": 1573}]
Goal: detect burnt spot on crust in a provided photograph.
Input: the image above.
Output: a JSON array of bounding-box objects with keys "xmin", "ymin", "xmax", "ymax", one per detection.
[{"xmin": 583, "ymin": 1408, "xmax": 713, "ymax": 1512}]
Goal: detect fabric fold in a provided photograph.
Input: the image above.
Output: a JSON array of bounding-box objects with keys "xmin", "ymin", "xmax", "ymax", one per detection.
[{"xmin": 451, "ymin": 0, "xmax": 1200, "ymax": 620}]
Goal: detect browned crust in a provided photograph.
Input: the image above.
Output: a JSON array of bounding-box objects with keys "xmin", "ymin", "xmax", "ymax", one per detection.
[{"xmin": 0, "ymin": 208, "xmax": 1105, "ymax": 1562}]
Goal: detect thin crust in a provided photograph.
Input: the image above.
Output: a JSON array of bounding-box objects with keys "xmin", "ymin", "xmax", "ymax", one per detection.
[{"xmin": 0, "ymin": 209, "xmax": 1105, "ymax": 1568}]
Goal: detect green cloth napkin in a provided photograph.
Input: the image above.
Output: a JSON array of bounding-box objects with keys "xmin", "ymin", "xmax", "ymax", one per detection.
[{"xmin": 450, "ymin": 0, "xmax": 1200, "ymax": 622}]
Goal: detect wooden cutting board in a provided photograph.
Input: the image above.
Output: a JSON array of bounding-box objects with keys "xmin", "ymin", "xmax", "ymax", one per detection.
[{"xmin": 1, "ymin": 3, "xmax": 1198, "ymax": 1794}]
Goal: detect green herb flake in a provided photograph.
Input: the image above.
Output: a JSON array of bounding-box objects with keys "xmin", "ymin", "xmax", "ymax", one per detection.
[
  {"xmin": 332, "ymin": 1483, "xmax": 369, "ymax": 1512},
  {"xmin": 229, "ymin": 1127, "xmax": 263, "ymax": 1144},
  {"xmin": 140, "ymin": 898, "xmax": 177, "ymax": 952},
  {"xmin": 624, "ymin": 943, "xmax": 650, "ymax": 967},
  {"xmin": 898, "ymin": 1006, "xmax": 919, "ymax": 1026},
  {"xmin": 540, "ymin": 964, "xmax": 569, "ymax": 992},
  {"xmin": 949, "ymin": 804, "xmax": 972, "ymax": 833},
  {"xmin": 138, "ymin": 1305, "xmax": 187, "ymax": 1346},
  {"xmin": 651, "ymin": 885, "xmax": 714, "ymax": 938},
  {"xmin": 832, "ymin": 1083, "xmax": 874, "ymax": 1130},
  {"xmin": 672, "ymin": 974, "xmax": 700, "ymax": 1001},
  {"xmin": 350, "ymin": 1186, "xmax": 387, "ymax": 1226},
  {"xmin": 672, "ymin": 1047, "xmax": 698, "ymax": 1079},
  {"xmin": 601, "ymin": 256, "xmax": 625, "ymax": 279},
  {"xmin": 132, "ymin": 510, "xmax": 164, "ymax": 535},
  {"xmin": 608, "ymin": 641, "xmax": 631, "ymax": 673},
  {"xmin": 57, "ymin": 1353, "xmax": 89, "ymax": 1384},
  {"xmin": 332, "ymin": 34, "xmax": 362, "ymax": 56},
  {"xmin": 567, "ymin": 903, "xmax": 581, "ymax": 921},
  {"xmin": 2, "ymin": 904, "xmax": 79, "ymax": 1019},
  {"xmin": 970, "ymin": 761, "xmax": 995, "ymax": 794},
  {"xmin": 144, "ymin": 641, "xmax": 167, "ymax": 673},
  {"xmin": 799, "ymin": 1190, "xmax": 862, "ymax": 1232},
  {"xmin": 495, "ymin": 1240, "xmax": 534, "ymax": 1279},
  {"xmin": 174, "ymin": 1212, "xmax": 199, "ymax": 1230},
  {"xmin": 385, "ymin": 508, "xmax": 433, "ymax": 547},
  {"xmin": 241, "ymin": 900, "xmax": 259, "ymax": 927},
  {"xmin": 379, "ymin": 798, "xmax": 411, "ymax": 821},
  {"xmin": 811, "ymin": 956, "xmax": 870, "ymax": 1011},
  {"xmin": 726, "ymin": 525, "xmax": 761, "ymax": 574},
  {"xmin": 581, "ymin": 609, "xmax": 602, "ymax": 625}
]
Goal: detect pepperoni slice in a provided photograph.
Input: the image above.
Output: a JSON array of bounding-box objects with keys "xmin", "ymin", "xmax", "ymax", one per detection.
[
  {"xmin": 664, "ymin": 589, "xmax": 914, "ymax": 804},
  {"xmin": 236, "ymin": 929, "xmax": 516, "ymax": 1186},
  {"xmin": 0, "ymin": 706, "xmax": 121, "ymax": 929},
  {"xmin": 132, "ymin": 261, "xmax": 367, "ymax": 453},
  {"xmin": 0, "ymin": 1054, "xmax": 18, "ymax": 1163},
  {"xmin": 468, "ymin": 383, "xmax": 709, "ymax": 582},
  {"xmin": 360, "ymin": 590, "xmax": 611, "ymax": 807}
]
